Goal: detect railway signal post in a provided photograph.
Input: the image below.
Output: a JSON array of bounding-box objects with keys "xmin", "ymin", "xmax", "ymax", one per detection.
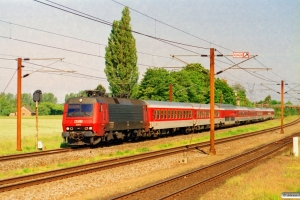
[{"xmin": 33, "ymin": 90, "xmax": 42, "ymax": 150}]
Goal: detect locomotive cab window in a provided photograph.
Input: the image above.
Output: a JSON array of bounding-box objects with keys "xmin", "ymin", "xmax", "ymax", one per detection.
[{"xmin": 67, "ymin": 104, "xmax": 93, "ymax": 117}]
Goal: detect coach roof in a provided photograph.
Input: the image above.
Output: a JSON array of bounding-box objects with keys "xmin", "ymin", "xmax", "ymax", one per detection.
[{"xmin": 144, "ymin": 100, "xmax": 193, "ymax": 109}]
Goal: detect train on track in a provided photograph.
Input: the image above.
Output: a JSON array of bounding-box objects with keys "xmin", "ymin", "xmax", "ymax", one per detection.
[{"xmin": 62, "ymin": 90, "xmax": 275, "ymax": 146}]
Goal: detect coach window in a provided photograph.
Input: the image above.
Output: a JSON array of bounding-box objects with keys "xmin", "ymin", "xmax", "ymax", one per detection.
[
  {"xmin": 157, "ymin": 110, "xmax": 160, "ymax": 120},
  {"xmin": 178, "ymin": 110, "xmax": 181, "ymax": 118},
  {"xmin": 153, "ymin": 110, "xmax": 156, "ymax": 120},
  {"xmin": 164, "ymin": 110, "xmax": 167, "ymax": 119},
  {"xmin": 160, "ymin": 110, "xmax": 163, "ymax": 119},
  {"xmin": 168, "ymin": 110, "xmax": 170, "ymax": 119}
]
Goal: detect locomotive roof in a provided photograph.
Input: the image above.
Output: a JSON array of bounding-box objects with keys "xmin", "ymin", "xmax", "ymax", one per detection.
[
  {"xmin": 103, "ymin": 97, "xmax": 146, "ymax": 105},
  {"xmin": 65, "ymin": 97, "xmax": 106, "ymax": 104},
  {"xmin": 66, "ymin": 97, "xmax": 146, "ymax": 105},
  {"xmin": 144, "ymin": 100, "xmax": 194, "ymax": 108}
]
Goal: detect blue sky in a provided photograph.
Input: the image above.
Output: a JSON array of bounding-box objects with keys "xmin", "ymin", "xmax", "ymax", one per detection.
[{"xmin": 0, "ymin": 0, "xmax": 299, "ymax": 104}]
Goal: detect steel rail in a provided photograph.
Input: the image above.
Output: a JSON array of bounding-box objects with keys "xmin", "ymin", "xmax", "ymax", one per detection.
[{"xmin": 0, "ymin": 148, "xmax": 72, "ymax": 162}]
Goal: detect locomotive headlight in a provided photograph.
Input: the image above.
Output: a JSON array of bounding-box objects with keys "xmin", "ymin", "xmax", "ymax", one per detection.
[
  {"xmin": 66, "ymin": 127, "xmax": 70, "ymax": 130},
  {"xmin": 89, "ymin": 127, "xmax": 92, "ymax": 130}
]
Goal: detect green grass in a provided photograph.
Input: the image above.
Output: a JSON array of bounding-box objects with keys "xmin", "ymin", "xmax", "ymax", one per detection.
[{"xmin": 0, "ymin": 115, "xmax": 63, "ymax": 155}]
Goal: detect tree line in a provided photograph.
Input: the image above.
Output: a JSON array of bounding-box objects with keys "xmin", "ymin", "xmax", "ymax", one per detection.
[{"xmin": 0, "ymin": 92, "xmax": 63, "ymax": 116}]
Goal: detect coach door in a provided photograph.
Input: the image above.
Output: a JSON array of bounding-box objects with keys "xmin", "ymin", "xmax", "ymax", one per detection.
[{"xmin": 143, "ymin": 105, "xmax": 149, "ymax": 132}]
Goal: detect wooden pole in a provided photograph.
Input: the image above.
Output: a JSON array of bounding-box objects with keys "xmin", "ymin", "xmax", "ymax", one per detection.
[
  {"xmin": 281, "ymin": 80, "xmax": 284, "ymax": 134},
  {"xmin": 209, "ymin": 48, "xmax": 216, "ymax": 155},
  {"xmin": 17, "ymin": 58, "xmax": 22, "ymax": 151}
]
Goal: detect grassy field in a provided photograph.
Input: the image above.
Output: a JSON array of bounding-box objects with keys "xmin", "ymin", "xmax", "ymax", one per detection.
[
  {"xmin": 0, "ymin": 115, "xmax": 298, "ymax": 156},
  {"xmin": 0, "ymin": 115, "xmax": 63, "ymax": 155}
]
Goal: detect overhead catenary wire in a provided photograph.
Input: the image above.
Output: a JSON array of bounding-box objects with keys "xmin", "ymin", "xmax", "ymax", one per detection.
[
  {"xmin": 215, "ymin": 49, "xmax": 278, "ymax": 83},
  {"xmin": 33, "ymin": 0, "xmax": 210, "ymax": 51},
  {"xmin": 110, "ymin": 0, "xmax": 234, "ymax": 52},
  {"xmin": 0, "ymin": 35, "xmax": 105, "ymax": 58},
  {"xmin": 0, "ymin": 20, "xmax": 171, "ymax": 60},
  {"xmin": 23, "ymin": 61, "xmax": 107, "ymax": 80},
  {"xmin": 2, "ymin": 69, "xmax": 17, "ymax": 94}
]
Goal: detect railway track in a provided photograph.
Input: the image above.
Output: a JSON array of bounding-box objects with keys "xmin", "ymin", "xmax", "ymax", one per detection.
[
  {"xmin": 0, "ymin": 118, "xmax": 299, "ymax": 193},
  {"xmin": 0, "ymin": 148, "xmax": 72, "ymax": 162},
  {"xmin": 1, "ymin": 117, "xmax": 299, "ymax": 162},
  {"xmin": 111, "ymin": 132, "xmax": 300, "ymax": 199}
]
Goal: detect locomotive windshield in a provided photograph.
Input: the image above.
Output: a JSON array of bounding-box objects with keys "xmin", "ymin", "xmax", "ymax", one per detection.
[{"xmin": 67, "ymin": 104, "xmax": 93, "ymax": 117}]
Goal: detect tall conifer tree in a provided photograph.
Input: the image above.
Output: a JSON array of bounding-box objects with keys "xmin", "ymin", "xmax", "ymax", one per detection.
[{"xmin": 105, "ymin": 7, "xmax": 138, "ymax": 97}]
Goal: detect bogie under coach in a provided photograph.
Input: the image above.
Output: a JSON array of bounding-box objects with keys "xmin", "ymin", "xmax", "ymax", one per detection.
[{"xmin": 62, "ymin": 91, "xmax": 274, "ymax": 146}]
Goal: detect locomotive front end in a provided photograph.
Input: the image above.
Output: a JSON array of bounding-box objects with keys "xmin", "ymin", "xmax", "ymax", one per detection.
[{"xmin": 62, "ymin": 97, "xmax": 104, "ymax": 146}]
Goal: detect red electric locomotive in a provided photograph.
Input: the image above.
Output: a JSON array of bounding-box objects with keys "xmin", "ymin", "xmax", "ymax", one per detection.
[{"xmin": 62, "ymin": 91, "xmax": 149, "ymax": 145}]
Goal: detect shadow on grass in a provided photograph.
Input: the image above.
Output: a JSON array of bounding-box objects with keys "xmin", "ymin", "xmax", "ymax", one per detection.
[{"xmin": 60, "ymin": 143, "xmax": 69, "ymax": 148}]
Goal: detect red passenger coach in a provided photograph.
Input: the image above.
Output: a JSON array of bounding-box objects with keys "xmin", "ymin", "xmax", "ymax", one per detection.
[
  {"xmin": 190, "ymin": 103, "xmax": 221, "ymax": 130},
  {"xmin": 262, "ymin": 108, "xmax": 275, "ymax": 120},
  {"xmin": 145, "ymin": 100, "xmax": 194, "ymax": 135},
  {"xmin": 217, "ymin": 104, "xmax": 237, "ymax": 126},
  {"xmin": 235, "ymin": 106, "xmax": 249, "ymax": 125}
]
